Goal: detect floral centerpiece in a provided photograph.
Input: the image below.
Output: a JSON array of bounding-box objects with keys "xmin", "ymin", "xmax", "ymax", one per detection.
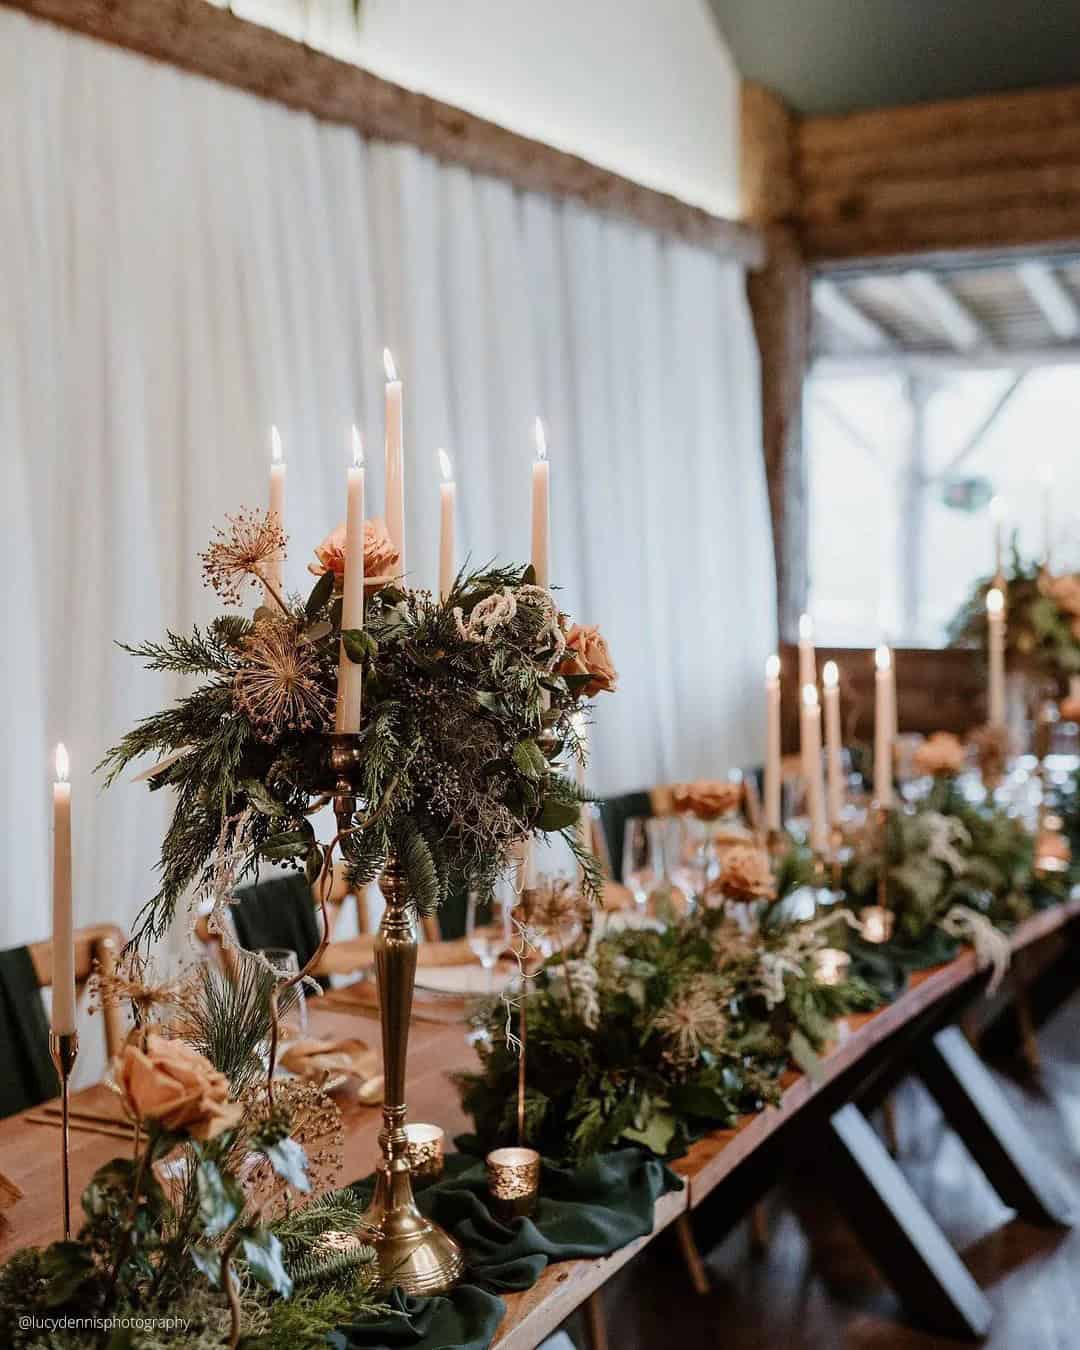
[
  {"xmin": 948, "ymin": 548, "xmax": 1080, "ymax": 687},
  {"xmin": 100, "ymin": 509, "xmax": 616, "ymax": 949}
]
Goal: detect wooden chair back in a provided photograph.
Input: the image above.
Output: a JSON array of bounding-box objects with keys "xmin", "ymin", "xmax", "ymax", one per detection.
[{"xmin": 27, "ymin": 923, "xmax": 126, "ymax": 1058}]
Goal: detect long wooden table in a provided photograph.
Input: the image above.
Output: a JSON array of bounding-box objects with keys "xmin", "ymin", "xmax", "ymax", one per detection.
[{"xmin": 1, "ymin": 900, "xmax": 1078, "ymax": 1347}]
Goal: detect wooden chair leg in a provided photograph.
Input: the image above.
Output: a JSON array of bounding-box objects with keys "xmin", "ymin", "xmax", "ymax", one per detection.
[
  {"xmin": 881, "ymin": 1095, "xmax": 900, "ymax": 1157},
  {"xmin": 749, "ymin": 1200, "xmax": 770, "ymax": 1255},
  {"xmin": 674, "ymin": 1211, "xmax": 710, "ymax": 1295},
  {"xmin": 583, "ymin": 1289, "xmax": 609, "ymax": 1350},
  {"xmin": 1013, "ymin": 979, "xmax": 1041, "ymax": 1075}
]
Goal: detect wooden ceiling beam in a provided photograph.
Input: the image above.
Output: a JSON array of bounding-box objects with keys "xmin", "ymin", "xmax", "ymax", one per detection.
[
  {"xmin": 1016, "ymin": 260, "xmax": 1080, "ymax": 338},
  {"xmin": 1, "ymin": 0, "xmax": 762, "ymax": 262}
]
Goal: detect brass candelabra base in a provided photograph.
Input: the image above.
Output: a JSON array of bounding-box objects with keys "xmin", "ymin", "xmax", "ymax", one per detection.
[{"xmin": 355, "ymin": 849, "xmax": 464, "ymax": 1294}]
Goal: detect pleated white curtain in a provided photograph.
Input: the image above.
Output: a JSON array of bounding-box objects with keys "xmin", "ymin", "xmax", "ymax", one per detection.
[{"xmin": 0, "ymin": 9, "xmax": 775, "ymax": 956}]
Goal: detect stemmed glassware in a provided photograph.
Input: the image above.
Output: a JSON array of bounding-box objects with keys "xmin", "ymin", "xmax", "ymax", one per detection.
[{"xmin": 466, "ymin": 890, "xmax": 512, "ymax": 992}]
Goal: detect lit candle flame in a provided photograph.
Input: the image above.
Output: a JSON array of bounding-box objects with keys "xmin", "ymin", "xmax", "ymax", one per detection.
[
  {"xmin": 383, "ymin": 348, "xmax": 398, "ymax": 382},
  {"xmin": 534, "ymin": 417, "xmax": 547, "ymax": 462},
  {"xmin": 823, "ymin": 659, "xmax": 839, "ymax": 689},
  {"xmin": 798, "ymin": 612, "xmax": 813, "ymax": 641},
  {"xmin": 351, "ymin": 425, "xmax": 364, "ymax": 467},
  {"xmin": 765, "ymin": 653, "xmax": 780, "ymax": 681},
  {"xmin": 875, "ymin": 644, "xmax": 892, "ymax": 672},
  {"xmin": 270, "ymin": 425, "xmax": 283, "ymax": 463},
  {"xmin": 438, "ymin": 448, "xmax": 453, "ymax": 481},
  {"xmin": 55, "ymin": 742, "xmax": 69, "ymax": 782},
  {"xmin": 987, "ymin": 586, "xmax": 1005, "ymax": 616},
  {"xmin": 802, "ymin": 683, "xmax": 819, "ymax": 709}
]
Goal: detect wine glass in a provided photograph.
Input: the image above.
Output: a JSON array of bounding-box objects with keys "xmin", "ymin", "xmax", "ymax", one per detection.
[
  {"xmin": 621, "ymin": 815, "xmax": 661, "ymax": 912},
  {"xmin": 257, "ymin": 947, "xmax": 307, "ymax": 1033},
  {"xmin": 466, "ymin": 891, "xmax": 511, "ymax": 992}
]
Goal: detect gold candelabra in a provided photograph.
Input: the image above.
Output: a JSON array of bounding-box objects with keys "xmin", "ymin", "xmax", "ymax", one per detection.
[
  {"xmin": 324, "ymin": 734, "xmax": 465, "ymax": 1295},
  {"xmin": 49, "ymin": 1029, "xmax": 79, "ymax": 1240}
]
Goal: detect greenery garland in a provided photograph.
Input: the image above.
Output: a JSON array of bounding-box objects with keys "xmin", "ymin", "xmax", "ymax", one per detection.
[{"xmin": 456, "ymin": 894, "xmax": 879, "ymax": 1164}]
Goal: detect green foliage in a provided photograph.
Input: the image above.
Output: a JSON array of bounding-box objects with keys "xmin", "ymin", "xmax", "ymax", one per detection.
[
  {"xmin": 947, "ymin": 545, "xmax": 1080, "ymax": 680},
  {"xmin": 181, "ymin": 956, "xmax": 276, "ymax": 1092},
  {"xmin": 456, "ymin": 903, "xmax": 878, "ymax": 1164}
]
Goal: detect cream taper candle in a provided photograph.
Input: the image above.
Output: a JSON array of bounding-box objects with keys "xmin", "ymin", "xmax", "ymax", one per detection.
[
  {"xmin": 800, "ymin": 684, "xmax": 827, "ymax": 853},
  {"xmin": 797, "ymin": 613, "xmax": 816, "ymax": 691},
  {"xmin": 874, "ymin": 645, "xmax": 894, "ymax": 808},
  {"xmin": 383, "ymin": 349, "xmax": 406, "ymax": 581},
  {"xmin": 531, "ymin": 417, "xmax": 550, "ymax": 590},
  {"xmin": 335, "ymin": 428, "xmax": 366, "ymax": 733},
  {"xmin": 265, "ymin": 425, "xmax": 285, "ymax": 604},
  {"xmin": 438, "ymin": 448, "xmax": 455, "ymax": 601},
  {"xmin": 765, "ymin": 653, "xmax": 781, "ymax": 832},
  {"xmin": 822, "ymin": 659, "xmax": 844, "ymax": 829},
  {"xmin": 52, "ymin": 743, "xmax": 76, "ymax": 1035},
  {"xmin": 987, "ymin": 586, "xmax": 1006, "ymax": 729}
]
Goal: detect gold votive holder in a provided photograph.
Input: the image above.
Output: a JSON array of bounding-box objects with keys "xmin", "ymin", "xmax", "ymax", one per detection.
[
  {"xmin": 486, "ymin": 1146, "xmax": 541, "ymax": 1220},
  {"xmin": 860, "ymin": 905, "xmax": 894, "ymax": 945},
  {"xmin": 813, "ymin": 947, "xmax": 851, "ymax": 987},
  {"xmin": 404, "ymin": 1123, "xmax": 445, "ymax": 1182}
]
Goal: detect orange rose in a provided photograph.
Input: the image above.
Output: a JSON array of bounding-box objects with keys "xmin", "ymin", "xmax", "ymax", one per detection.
[
  {"xmin": 671, "ymin": 779, "xmax": 742, "ymax": 822},
  {"xmin": 1061, "ymin": 696, "xmax": 1080, "ymax": 723},
  {"xmin": 309, "ymin": 519, "xmax": 400, "ymax": 589},
  {"xmin": 118, "ymin": 1033, "xmax": 243, "ymax": 1141},
  {"xmin": 559, "ymin": 624, "xmax": 618, "ymax": 697},
  {"xmin": 912, "ymin": 732, "xmax": 966, "ymax": 778},
  {"xmin": 708, "ymin": 844, "xmax": 776, "ymax": 903}
]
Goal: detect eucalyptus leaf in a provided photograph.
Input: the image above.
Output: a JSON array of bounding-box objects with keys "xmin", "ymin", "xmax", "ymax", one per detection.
[
  {"xmin": 342, "ymin": 629, "xmax": 377, "ymax": 664},
  {"xmin": 306, "ymin": 569, "xmax": 335, "ymax": 619},
  {"xmin": 189, "ymin": 1244, "xmax": 221, "ymax": 1288},
  {"xmin": 621, "ymin": 1107, "xmax": 676, "ymax": 1156},
  {"xmin": 512, "ymin": 739, "xmax": 548, "ymax": 781},
  {"xmin": 241, "ymin": 1227, "xmax": 293, "ymax": 1297},
  {"xmin": 261, "ymin": 824, "xmax": 315, "ymax": 861},
  {"xmin": 299, "ymin": 619, "xmax": 332, "ymax": 645},
  {"xmin": 242, "ymin": 779, "xmax": 287, "ymax": 818},
  {"xmin": 537, "ymin": 796, "xmax": 580, "ymax": 831},
  {"xmin": 263, "ymin": 1135, "xmax": 311, "ymax": 1193},
  {"xmin": 196, "ymin": 1160, "xmax": 242, "ymax": 1238}
]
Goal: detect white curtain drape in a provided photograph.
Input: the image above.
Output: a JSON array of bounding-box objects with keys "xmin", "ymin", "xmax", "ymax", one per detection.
[{"xmin": 1, "ymin": 9, "xmax": 775, "ymax": 958}]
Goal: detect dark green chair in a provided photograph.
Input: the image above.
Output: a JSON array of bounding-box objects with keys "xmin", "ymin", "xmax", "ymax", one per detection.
[
  {"xmin": 597, "ymin": 790, "xmax": 655, "ymax": 883},
  {"xmin": 0, "ymin": 945, "xmax": 57, "ymax": 1119},
  {"xmin": 230, "ymin": 873, "xmax": 327, "ymax": 984}
]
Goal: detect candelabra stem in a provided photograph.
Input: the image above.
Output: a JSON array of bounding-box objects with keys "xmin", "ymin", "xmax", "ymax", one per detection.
[
  {"xmin": 356, "ymin": 851, "xmax": 465, "ymax": 1294},
  {"xmin": 49, "ymin": 1031, "xmax": 79, "ymax": 1241}
]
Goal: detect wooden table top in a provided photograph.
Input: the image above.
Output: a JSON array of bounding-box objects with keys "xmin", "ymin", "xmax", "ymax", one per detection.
[{"xmin": 1, "ymin": 897, "xmax": 1077, "ymax": 1349}]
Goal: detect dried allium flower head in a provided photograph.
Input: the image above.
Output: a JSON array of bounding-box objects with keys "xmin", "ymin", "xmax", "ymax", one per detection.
[
  {"xmin": 652, "ymin": 982, "xmax": 728, "ymax": 1067},
  {"xmin": 241, "ymin": 1079, "xmax": 344, "ymax": 1218},
  {"xmin": 516, "ymin": 877, "xmax": 591, "ymax": 932},
  {"xmin": 671, "ymin": 779, "xmax": 742, "ymax": 822},
  {"xmin": 90, "ymin": 956, "xmax": 181, "ymax": 1027},
  {"xmin": 233, "ymin": 619, "xmax": 332, "ymax": 741},
  {"xmin": 912, "ymin": 731, "xmax": 967, "ymax": 778},
  {"xmin": 709, "ymin": 844, "xmax": 776, "ymax": 904},
  {"xmin": 200, "ymin": 509, "xmax": 287, "ymax": 605}
]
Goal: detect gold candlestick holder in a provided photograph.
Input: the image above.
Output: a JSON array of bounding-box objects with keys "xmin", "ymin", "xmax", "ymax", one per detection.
[
  {"xmin": 323, "ymin": 735, "xmax": 465, "ymax": 1296},
  {"xmin": 49, "ymin": 1029, "xmax": 79, "ymax": 1240}
]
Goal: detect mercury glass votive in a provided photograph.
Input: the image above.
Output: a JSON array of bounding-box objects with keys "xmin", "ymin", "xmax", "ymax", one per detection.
[
  {"xmin": 404, "ymin": 1123, "xmax": 445, "ymax": 1182},
  {"xmin": 485, "ymin": 1146, "xmax": 541, "ymax": 1219},
  {"xmin": 860, "ymin": 905, "xmax": 894, "ymax": 945},
  {"xmin": 813, "ymin": 947, "xmax": 851, "ymax": 987}
]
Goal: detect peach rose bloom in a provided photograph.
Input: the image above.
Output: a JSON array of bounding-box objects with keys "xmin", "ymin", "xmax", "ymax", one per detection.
[
  {"xmin": 671, "ymin": 779, "xmax": 742, "ymax": 822},
  {"xmin": 558, "ymin": 624, "xmax": 618, "ymax": 697},
  {"xmin": 912, "ymin": 732, "xmax": 966, "ymax": 778},
  {"xmin": 1061, "ymin": 696, "xmax": 1080, "ymax": 723},
  {"xmin": 709, "ymin": 844, "xmax": 776, "ymax": 904},
  {"xmin": 309, "ymin": 518, "xmax": 400, "ymax": 588},
  {"xmin": 118, "ymin": 1033, "xmax": 243, "ymax": 1141}
]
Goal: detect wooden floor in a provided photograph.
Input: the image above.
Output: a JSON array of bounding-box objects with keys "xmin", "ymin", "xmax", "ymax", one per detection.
[{"xmin": 581, "ymin": 988, "xmax": 1080, "ymax": 1349}]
